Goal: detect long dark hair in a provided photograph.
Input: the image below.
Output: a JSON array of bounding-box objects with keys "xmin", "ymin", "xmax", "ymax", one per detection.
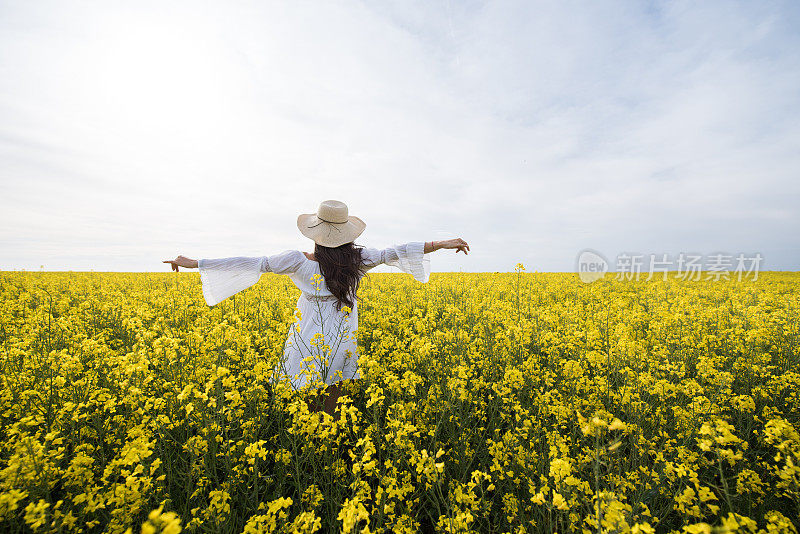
[{"xmin": 314, "ymin": 242, "xmax": 366, "ymax": 312}]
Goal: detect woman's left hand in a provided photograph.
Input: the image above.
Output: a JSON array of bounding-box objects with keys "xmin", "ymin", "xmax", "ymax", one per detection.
[{"xmin": 163, "ymin": 255, "xmax": 198, "ymax": 272}]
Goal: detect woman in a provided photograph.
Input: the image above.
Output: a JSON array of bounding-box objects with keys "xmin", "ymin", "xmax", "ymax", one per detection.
[{"xmin": 163, "ymin": 200, "xmax": 469, "ymax": 415}]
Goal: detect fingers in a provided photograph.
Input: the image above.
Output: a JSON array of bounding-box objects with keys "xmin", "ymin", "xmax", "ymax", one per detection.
[{"xmin": 440, "ymin": 238, "xmax": 470, "ymax": 254}]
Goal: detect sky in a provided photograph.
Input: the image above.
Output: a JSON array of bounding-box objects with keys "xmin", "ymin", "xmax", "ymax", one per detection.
[{"xmin": 0, "ymin": 0, "xmax": 798, "ymax": 273}]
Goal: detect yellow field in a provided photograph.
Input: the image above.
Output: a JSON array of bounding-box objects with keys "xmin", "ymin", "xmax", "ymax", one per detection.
[{"xmin": 0, "ymin": 270, "xmax": 798, "ymax": 533}]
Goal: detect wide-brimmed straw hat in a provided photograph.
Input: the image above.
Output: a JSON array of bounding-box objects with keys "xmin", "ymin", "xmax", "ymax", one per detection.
[{"xmin": 297, "ymin": 200, "xmax": 366, "ymax": 248}]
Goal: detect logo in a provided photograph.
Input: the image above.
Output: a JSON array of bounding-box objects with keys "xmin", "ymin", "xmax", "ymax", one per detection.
[{"xmin": 576, "ymin": 248, "xmax": 609, "ymax": 283}]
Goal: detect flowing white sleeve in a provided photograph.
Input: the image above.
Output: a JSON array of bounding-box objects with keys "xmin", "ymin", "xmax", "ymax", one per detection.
[
  {"xmin": 361, "ymin": 241, "xmax": 430, "ymax": 283},
  {"xmin": 198, "ymin": 250, "xmax": 305, "ymax": 306}
]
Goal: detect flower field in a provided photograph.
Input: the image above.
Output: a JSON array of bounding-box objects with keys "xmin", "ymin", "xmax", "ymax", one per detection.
[{"xmin": 0, "ymin": 269, "xmax": 799, "ymax": 533}]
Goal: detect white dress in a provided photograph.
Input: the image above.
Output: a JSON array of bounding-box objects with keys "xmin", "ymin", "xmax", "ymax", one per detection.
[{"xmin": 197, "ymin": 242, "xmax": 430, "ymax": 390}]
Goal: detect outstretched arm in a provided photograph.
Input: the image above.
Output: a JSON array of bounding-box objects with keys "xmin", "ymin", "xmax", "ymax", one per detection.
[
  {"xmin": 361, "ymin": 239, "xmax": 469, "ymax": 283},
  {"xmin": 424, "ymin": 238, "xmax": 470, "ymax": 254},
  {"xmin": 163, "ymin": 250, "xmax": 305, "ymax": 306}
]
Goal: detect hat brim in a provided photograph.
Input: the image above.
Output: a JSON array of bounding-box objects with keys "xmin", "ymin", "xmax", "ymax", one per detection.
[{"xmin": 297, "ymin": 214, "xmax": 366, "ymax": 247}]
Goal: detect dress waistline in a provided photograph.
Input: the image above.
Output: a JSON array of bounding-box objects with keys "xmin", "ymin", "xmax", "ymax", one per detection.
[{"xmin": 302, "ymin": 293, "xmax": 338, "ymax": 303}]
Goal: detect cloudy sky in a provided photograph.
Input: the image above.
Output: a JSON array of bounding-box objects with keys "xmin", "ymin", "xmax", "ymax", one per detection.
[{"xmin": 1, "ymin": 0, "xmax": 798, "ymax": 273}]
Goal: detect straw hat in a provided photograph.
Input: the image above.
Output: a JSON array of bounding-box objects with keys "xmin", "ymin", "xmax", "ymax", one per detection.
[{"xmin": 297, "ymin": 200, "xmax": 366, "ymax": 247}]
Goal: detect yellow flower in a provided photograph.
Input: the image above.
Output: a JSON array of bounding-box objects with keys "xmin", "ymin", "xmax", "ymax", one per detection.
[
  {"xmin": 3, "ymin": 268, "xmax": 798, "ymax": 533},
  {"xmin": 552, "ymin": 490, "xmax": 568, "ymax": 511}
]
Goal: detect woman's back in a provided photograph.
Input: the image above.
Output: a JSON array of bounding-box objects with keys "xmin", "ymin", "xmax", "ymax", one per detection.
[{"xmin": 289, "ymin": 244, "xmax": 429, "ymax": 300}]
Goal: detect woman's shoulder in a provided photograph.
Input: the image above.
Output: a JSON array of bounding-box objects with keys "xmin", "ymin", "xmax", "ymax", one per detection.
[
  {"xmin": 359, "ymin": 247, "xmax": 382, "ymax": 267},
  {"xmin": 266, "ymin": 249, "xmax": 308, "ymax": 275}
]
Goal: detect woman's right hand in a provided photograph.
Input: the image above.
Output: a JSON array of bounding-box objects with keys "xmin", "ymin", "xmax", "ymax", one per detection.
[
  {"xmin": 163, "ymin": 255, "xmax": 198, "ymax": 272},
  {"xmin": 434, "ymin": 238, "xmax": 470, "ymax": 254}
]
